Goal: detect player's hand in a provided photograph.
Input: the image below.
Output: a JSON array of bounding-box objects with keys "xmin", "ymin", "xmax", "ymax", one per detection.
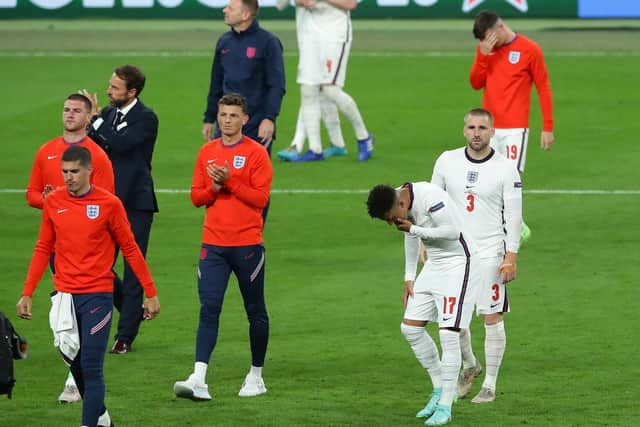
[
  {"xmin": 479, "ymin": 31, "xmax": 497, "ymax": 55},
  {"xmin": 499, "ymin": 252, "xmax": 517, "ymax": 283},
  {"xmin": 393, "ymin": 217, "xmax": 412, "ymax": 233},
  {"xmin": 540, "ymin": 131, "xmax": 554, "ymax": 151},
  {"xmin": 257, "ymin": 118, "xmax": 275, "ymax": 148},
  {"xmin": 79, "ymin": 89, "xmax": 100, "ymax": 115},
  {"xmin": 16, "ymin": 296, "xmax": 33, "ymax": 320},
  {"xmin": 202, "ymin": 122, "xmax": 214, "ymax": 142},
  {"xmin": 403, "ymin": 280, "xmax": 415, "ymax": 308},
  {"xmin": 207, "ymin": 161, "xmax": 229, "ymax": 185},
  {"xmin": 42, "ymin": 184, "xmax": 55, "ymax": 200},
  {"xmin": 143, "ymin": 296, "xmax": 160, "ymax": 320}
]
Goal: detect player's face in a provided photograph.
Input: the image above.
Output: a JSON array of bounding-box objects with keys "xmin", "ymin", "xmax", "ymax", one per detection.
[
  {"xmin": 223, "ymin": 0, "xmax": 249, "ymax": 27},
  {"xmin": 464, "ymin": 115, "xmax": 494, "ymax": 153},
  {"xmin": 382, "ymin": 200, "xmax": 408, "ymax": 225},
  {"xmin": 62, "ymin": 99, "xmax": 91, "ymax": 133},
  {"xmin": 217, "ymin": 104, "xmax": 248, "ymax": 138},
  {"xmin": 107, "ymin": 74, "xmax": 136, "ymax": 108},
  {"xmin": 62, "ymin": 160, "xmax": 92, "ymax": 196}
]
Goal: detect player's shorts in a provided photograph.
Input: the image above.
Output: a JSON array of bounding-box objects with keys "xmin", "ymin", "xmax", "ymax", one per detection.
[
  {"xmin": 296, "ymin": 37, "xmax": 351, "ymax": 87},
  {"xmin": 490, "ymin": 128, "xmax": 529, "ymax": 173},
  {"xmin": 404, "ymin": 257, "xmax": 480, "ymax": 329},
  {"xmin": 475, "ymin": 256, "xmax": 511, "ymax": 315}
]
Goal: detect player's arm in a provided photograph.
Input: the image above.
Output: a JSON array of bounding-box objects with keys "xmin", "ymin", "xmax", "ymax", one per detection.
[
  {"xmin": 190, "ymin": 149, "xmax": 219, "ymax": 208},
  {"xmin": 408, "ymin": 199, "xmax": 459, "ymax": 241},
  {"xmin": 501, "ymin": 168, "xmax": 523, "ymax": 283},
  {"xmin": 259, "ymin": 36, "xmax": 286, "ymax": 146},
  {"xmin": 18, "ymin": 204, "xmax": 56, "ymax": 318},
  {"xmin": 26, "ymin": 149, "xmax": 46, "ymax": 209},
  {"xmin": 430, "ymin": 154, "xmax": 446, "ymax": 190},
  {"xmin": 203, "ymin": 43, "xmax": 224, "ymax": 141},
  {"xmin": 469, "ymin": 45, "xmax": 489, "ymax": 90},
  {"xmin": 530, "ymin": 45, "xmax": 555, "ymax": 150},
  {"xmin": 224, "ymin": 150, "xmax": 272, "ymax": 209}
]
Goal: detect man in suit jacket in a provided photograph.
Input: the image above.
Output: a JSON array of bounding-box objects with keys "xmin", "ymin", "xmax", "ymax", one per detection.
[{"xmin": 84, "ymin": 64, "xmax": 159, "ymax": 354}]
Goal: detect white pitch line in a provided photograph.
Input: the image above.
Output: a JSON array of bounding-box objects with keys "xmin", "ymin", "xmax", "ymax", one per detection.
[
  {"xmin": 1, "ymin": 189, "xmax": 639, "ymax": 195},
  {"xmin": 0, "ymin": 50, "xmax": 638, "ymax": 58}
]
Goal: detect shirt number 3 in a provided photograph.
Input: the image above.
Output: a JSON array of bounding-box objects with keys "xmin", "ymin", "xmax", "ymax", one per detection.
[{"xmin": 466, "ymin": 194, "xmax": 475, "ymax": 212}]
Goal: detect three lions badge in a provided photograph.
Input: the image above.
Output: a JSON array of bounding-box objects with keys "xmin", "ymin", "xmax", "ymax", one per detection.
[
  {"xmin": 509, "ymin": 51, "xmax": 521, "ymax": 64},
  {"xmin": 86, "ymin": 205, "xmax": 100, "ymax": 220}
]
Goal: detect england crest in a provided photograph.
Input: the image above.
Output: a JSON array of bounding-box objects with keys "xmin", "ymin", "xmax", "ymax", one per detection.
[
  {"xmin": 86, "ymin": 205, "xmax": 100, "ymax": 220},
  {"xmin": 246, "ymin": 47, "xmax": 256, "ymax": 59},
  {"xmin": 233, "ymin": 155, "xmax": 246, "ymax": 169},
  {"xmin": 467, "ymin": 171, "xmax": 479, "ymax": 183},
  {"xmin": 509, "ymin": 51, "xmax": 521, "ymax": 64}
]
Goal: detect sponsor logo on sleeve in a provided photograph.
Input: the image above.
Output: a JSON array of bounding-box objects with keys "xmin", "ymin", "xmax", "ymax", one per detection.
[
  {"xmin": 514, "ymin": 182, "xmax": 522, "ymax": 188},
  {"xmin": 428, "ymin": 201, "xmax": 445, "ymax": 213},
  {"xmin": 86, "ymin": 204, "xmax": 100, "ymax": 219}
]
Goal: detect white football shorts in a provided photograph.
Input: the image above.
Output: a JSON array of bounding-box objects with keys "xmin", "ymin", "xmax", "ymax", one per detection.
[
  {"xmin": 404, "ymin": 257, "xmax": 480, "ymax": 329},
  {"xmin": 297, "ymin": 38, "xmax": 351, "ymax": 87},
  {"xmin": 490, "ymin": 128, "xmax": 529, "ymax": 173},
  {"xmin": 475, "ymin": 256, "xmax": 511, "ymax": 315}
]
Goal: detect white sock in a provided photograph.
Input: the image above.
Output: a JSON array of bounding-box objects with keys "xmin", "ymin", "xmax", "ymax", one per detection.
[
  {"xmin": 438, "ymin": 329, "xmax": 461, "ymax": 407},
  {"xmin": 459, "ymin": 328, "xmax": 477, "ymax": 369},
  {"xmin": 400, "ymin": 323, "xmax": 442, "ymax": 389},
  {"xmin": 249, "ymin": 365, "xmax": 263, "ymax": 378},
  {"xmin": 321, "ymin": 85, "xmax": 368, "ymax": 140},
  {"xmin": 482, "ymin": 321, "xmax": 506, "ymax": 391},
  {"xmin": 290, "ymin": 108, "xmax": 306, "ymax": 152},
  {"xmin": 194, "ymin": 361, "xmax": 208, "ymax": 384},
  {"xmin": 300, "ymin": 84, "xmax": 323, "ymax": 153},
  {"xmin": 320, "ymin": 93, "xmax": 345, "ymax": 148},
  {"xmin": 66, "ymin": 372, "xmax": 76, "ymax": 387}
]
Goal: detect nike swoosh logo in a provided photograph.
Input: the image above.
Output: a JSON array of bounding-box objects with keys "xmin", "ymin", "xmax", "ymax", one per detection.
[
  {"xmin": 465, "ymin": 185, "xmax": 474, "ymax": 189},
  {"xmin": 490, "ymin": 303, "xmax": 500, "ymax": 308},
  {"xmin": 47, "ymin": 155, "xmax": 58, "ymax": 160},
  {"xmin": 207, "ymin": 159, "xmax": 217, "ymax": 164},
  {"xmin": 57, "ymin": 209, "xmax": 69, "ymax": 214},
  {"xmin": 221, "ymin": 48, "xmax": 230, "ymax": 54},
  {"xmin": 442, "ymin": 317, "xmax": 452, "ymax": 321}
]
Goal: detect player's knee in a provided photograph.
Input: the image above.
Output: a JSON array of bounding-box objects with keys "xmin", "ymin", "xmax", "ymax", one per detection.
[
  {"xmin": 199, "ymin": 299, "xmax": 222, "ymax": 320},
  {"xmin": 245, "ymin": 302, "xmax": 268, "ymax": 324},
  {"xmin": 320, "ymin": 84, "xmax": 342, "ymax": 101},
  {"xmin": 483, "ymin": 313, "xmax": 503, "ymax": 325},
  {"xmin": 400, "ymin": 322, "xmax": 424, "ymax": 342},
  {"xmin": 300, "ymin": 84, "xmax": 320, "ymax": 100}
]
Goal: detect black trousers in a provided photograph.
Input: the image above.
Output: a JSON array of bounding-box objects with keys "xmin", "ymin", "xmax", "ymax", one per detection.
[{"xmin": 113, "ymin": 209, "xmax": 153, "ymax": 343}]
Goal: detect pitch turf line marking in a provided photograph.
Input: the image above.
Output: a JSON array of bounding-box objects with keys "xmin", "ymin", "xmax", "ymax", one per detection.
[
  {"xmin": 1, "ymin": 51, "xmax": 639, "ymax": 58},
  {"xmin": 1, "ymin": 189, "xmax": 640, "ymax": 195}
]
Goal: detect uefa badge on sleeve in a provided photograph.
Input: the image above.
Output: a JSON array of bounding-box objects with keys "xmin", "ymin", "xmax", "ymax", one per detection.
[
  {"xmin": 86, "ymin": 205, "xmax": 100, "ymax": 220},
  {"xmin": 509, "ymin": 51, "xmax": 521, "ymax": 64},
  {"xmin": 233, "ymin": 155, "xmax": 246, "ymax": 169}
]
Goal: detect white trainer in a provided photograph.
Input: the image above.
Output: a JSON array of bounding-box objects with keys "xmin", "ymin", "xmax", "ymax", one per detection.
[
  {"xmin": 174, "ymin": 374, "xmax": 212, "ymax": 401},
  {"xmin": 471, "ymin": 387, "xmax": 496, "ymax": 403},
  {"xmin": 238, "ymin": 374, "xmax": 267, "ymax": 397},
  {"xmin": 456, "ymin": 363, "xmax": 482, "ymax": 398},
  {"xmin": 58, "ymin": 383, "xmax": 82, "ymax": 403},
  {"xmin": 97, "ymin": 409, "xmax": 113, "ymax": 427}
]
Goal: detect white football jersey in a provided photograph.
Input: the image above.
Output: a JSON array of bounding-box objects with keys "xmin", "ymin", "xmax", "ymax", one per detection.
[
  {"xmin": 296, "ymin": 3, "xmax": 352, "ymax": 43},
  {"xmin": 431, "ymin": 148, "xmax": 522, "ymax": 258},
  {"xmin": 402, "ymin": 182, "xmax": 477, "ymax": 281}
]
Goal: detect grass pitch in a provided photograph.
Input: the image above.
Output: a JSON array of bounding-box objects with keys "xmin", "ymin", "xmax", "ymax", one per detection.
[{"xmin": 0, "ymin": 19, "xmax": 639, "ymax": 426}]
